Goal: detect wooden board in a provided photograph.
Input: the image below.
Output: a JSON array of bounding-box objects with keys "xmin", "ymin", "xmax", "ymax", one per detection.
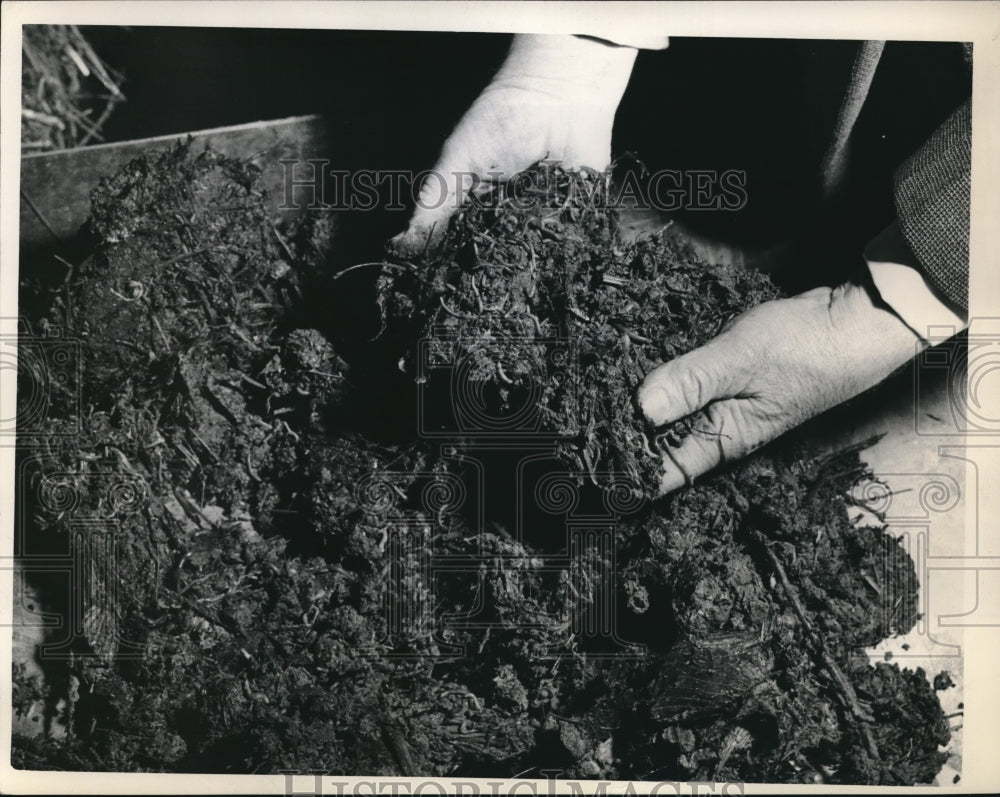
[{"xmin": 19, "ymin": 114, "xmax": 329, "ymax": 251}]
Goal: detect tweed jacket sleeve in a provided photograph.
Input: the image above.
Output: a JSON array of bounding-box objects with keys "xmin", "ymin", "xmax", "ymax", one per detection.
[{"xmin": 892, "ymin": 100, "xmax": 972, "ymax": 313}]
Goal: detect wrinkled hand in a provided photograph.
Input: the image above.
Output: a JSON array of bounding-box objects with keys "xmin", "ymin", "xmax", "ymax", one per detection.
[
  {"xmin": 638, "ymin": 282, "xmax": 926, "ymax": 495},
  {"xmin": 390, "ymin": 35, "xmax": 636, "ymax": 256}
]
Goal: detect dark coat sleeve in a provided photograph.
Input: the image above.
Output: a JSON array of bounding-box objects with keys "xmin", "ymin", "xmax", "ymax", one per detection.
[{"xmin": 893, "ymin": 99, "xmax": 971, "ymax": 313}]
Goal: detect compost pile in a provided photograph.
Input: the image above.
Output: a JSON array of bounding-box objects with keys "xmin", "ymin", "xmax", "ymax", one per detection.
[{"xmin": 14, "ymin": 142, "xmax": 952, "ymax": 784}]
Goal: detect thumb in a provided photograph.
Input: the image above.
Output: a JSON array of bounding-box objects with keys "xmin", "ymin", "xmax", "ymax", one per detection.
[
  {"xmin": 637, "ymin": 341, "xmax": 740, "ymax": 427},
  {"xmin": 657, "ymin": 402, "xmax": 752, "ymax": 494}
]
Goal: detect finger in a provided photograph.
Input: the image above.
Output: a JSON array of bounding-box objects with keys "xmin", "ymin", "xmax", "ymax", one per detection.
[
  {"xmin": 658, "ymin": 401, "xmax": 753, "ymax": 494},
  {"xmin": 389, "ymin": 156, "xmax": 477, "ymax": 258},
  {"xmin": 387, "ymin": 215, "xmax": 446, "ymax": 260},
  {"xmin": 637, "ymin": 342, "xmax": 739, "ymax": 427},
  {"xmin": 559, "ymin": 132, "xmax": 612, "ymax": 173}
]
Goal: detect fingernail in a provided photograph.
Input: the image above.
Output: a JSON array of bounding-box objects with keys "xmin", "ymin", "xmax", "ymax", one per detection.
[{"xmin": 638, "ymin": 383, "xmax": 668, "ymax": 425}]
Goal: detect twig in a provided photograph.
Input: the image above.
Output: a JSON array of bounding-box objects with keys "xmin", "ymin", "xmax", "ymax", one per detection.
[
  {"xmin": 242, "ymin": 452, "xmax": 261, "ymax": 483},
  {"xmin": 616, "ymin": 326, "xmax": 651, "ymax": 344},
  {"xmin": 79, "ymin": 94, "xmax": 120, "ymax": 146},
  {"xmin": 421, "ymin": 221, "xmax": 438, "ymax": 259},
  {"xmin": 20, "ymin": 187, "xmax": 63, "ymax": 244},
  {"xmin": 470, "ymin": 274, "xmax": 484, "ymax": 312},
  {"xmin": 751, "ymin": 530, "xmax": 881, "ymax": 761},
  {"xmin": 330, "ymin": 261, "xmax": 410, "ymax": 282},
  {"xmin": 173, "ymin": 487, "xmax": 219, "ymax": 529},
  {"xmin": 439, "ymin": 296, "xmax": 473, "ymax": 320},
  {"xmin": 150, "ymin": 314, "xmax": 170, "ymax": 348},
  {"xmin": 21, "ymin": 108, "xmax": 66, "ymax": 129},
  {"xmin": 380, "ymin": 722, "xmax": 417, "ymax": 776},
  {"xmin": 187, "ymin": 430, "xmax": 219, "ymax": 464},
  {"xmin": 639, "ymin": 431, "xmax": 659, "ymax": 459},
  {"xmin": 112, "ymin": 337, "xmax": 148, "ymax": 356},
  {"xmin": 69, "ymin": 25, "xmax": 125, "ymax": 99},
  {"xmin": 60, "ymin": 103, "xmax": 105, "ymax": 142},
  {"xmin": 201, "ymin": 383, "xmax": 242, "ymax": 429},
  {"xmin": 277, "ymin": 419, "xmax": 300, "ymax": 442},
  {"xmin": 271, "ymin": 224, "xmax": 296, "ymax": 262},
  {"xmin": 159, "ymin": 245, "xmax": 239, "ymax": 269}
]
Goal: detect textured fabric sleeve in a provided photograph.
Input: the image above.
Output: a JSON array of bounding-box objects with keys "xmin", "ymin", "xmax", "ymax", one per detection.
[{"xmin": 892, "ymin": 99, "xmax": 971, "ymax": 313}]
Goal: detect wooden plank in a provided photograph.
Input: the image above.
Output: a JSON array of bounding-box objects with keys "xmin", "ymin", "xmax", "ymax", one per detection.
[{"xmin": 19, "ymin": 114, "xmax": 329, "ymax": 250}]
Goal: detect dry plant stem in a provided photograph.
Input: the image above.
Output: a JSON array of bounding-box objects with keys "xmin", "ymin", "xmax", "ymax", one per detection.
[
  {"xmin": 21, "ymin": 26, "xmax": 125, "ymax": 149},
  {"xmin": 752, "ymin": 530, "xmax": 882, "ymax": 761}
]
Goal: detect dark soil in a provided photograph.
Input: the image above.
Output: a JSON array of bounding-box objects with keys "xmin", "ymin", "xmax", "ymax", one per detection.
[
  {"xmin": 379, "ymin": 163, "xmax": 781, "ymax": 492},
  {"xmin": 13, "ymin": 143, "xmax": 951, "ymax": 783}
]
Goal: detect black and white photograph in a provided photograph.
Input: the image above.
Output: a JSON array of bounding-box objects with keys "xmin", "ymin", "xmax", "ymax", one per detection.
[{"xmin": 2, "ymin": 2, "xmax": 998, "ymax": 793}]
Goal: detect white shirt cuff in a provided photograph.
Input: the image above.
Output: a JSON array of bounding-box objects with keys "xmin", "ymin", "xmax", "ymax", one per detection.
[{"xmin": 864, "ymin": 221, "xmax": 968, "ymax": 343}]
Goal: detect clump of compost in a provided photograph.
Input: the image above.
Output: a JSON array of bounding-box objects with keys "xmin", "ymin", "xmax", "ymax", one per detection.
[
  {"xmin": 14, "ymin": 146, "xmax": 952, "ymax": 784},
  {"xmin": 380, "ymin": 164, "xmax": 779, "ymax": 492}
]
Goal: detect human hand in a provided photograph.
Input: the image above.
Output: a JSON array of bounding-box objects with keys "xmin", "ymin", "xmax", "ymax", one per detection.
[
  {"xmin": 637, "ymin": 282, "xmax": 926, "ymax": 494},
  {"xmin": 389, "ymin": 34, "xmax": 637, "ymax": 256}
]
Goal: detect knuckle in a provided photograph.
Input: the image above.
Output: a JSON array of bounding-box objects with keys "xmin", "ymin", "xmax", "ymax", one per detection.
[{"xmin": 676, "ymin": 362, "xmax": 709, "ymax": 415}]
